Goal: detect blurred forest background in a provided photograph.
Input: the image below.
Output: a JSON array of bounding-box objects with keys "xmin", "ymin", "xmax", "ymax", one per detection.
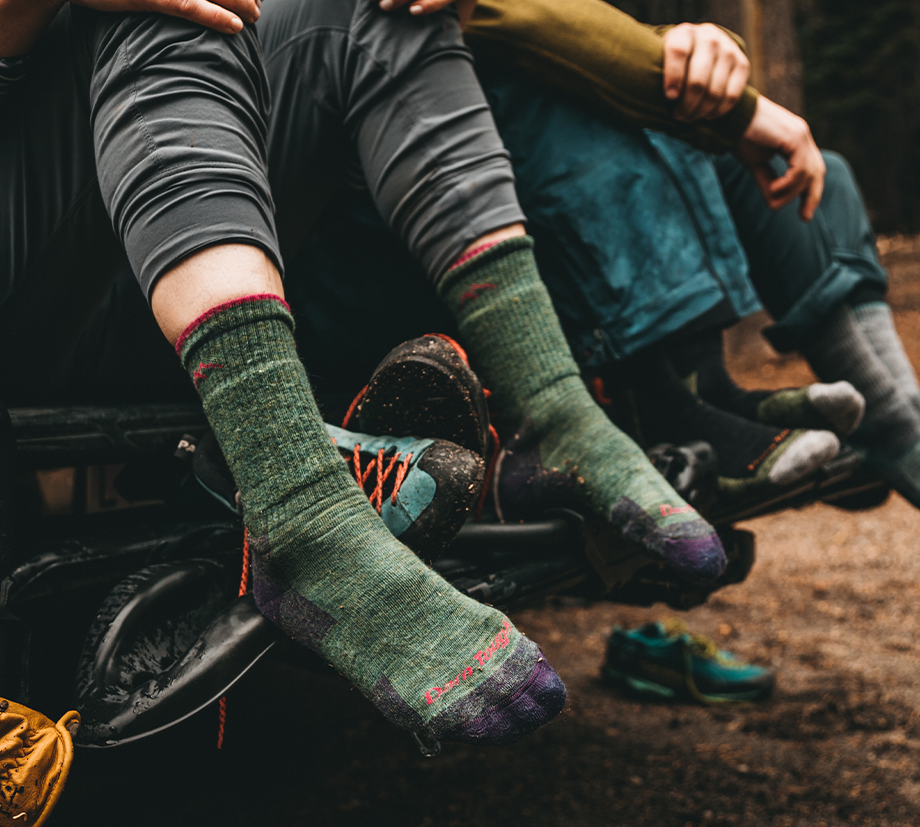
[{"xmin": 611, "ymin": 0, "xmax": 920, "ymax": 234}]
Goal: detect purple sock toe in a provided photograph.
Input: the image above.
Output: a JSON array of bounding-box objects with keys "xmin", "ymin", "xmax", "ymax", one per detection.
[
  {"xmin": 611, "ymin": 498, "xmax": 727, "ymax": 584},
  {"xmin": 432, "ymin": 642, "xmax": 566, "ymax": 746},
  {"xmin": 659, "ymin": 532, "xmax": 727, "ymax": 584}
]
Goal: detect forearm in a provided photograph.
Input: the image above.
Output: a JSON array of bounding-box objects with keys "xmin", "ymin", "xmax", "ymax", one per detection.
[
  {"xmin": 0, "ymin": 0, "xmax": 65, "ymax": 57},
  {"xmin": 465, "ymin": 0, "xmax": 757, "ymax": 153}
]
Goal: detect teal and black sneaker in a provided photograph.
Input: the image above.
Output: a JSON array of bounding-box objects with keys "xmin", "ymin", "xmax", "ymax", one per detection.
[
  {"xmin": 601, "ymin": 619, "xmax": 775, "ymax": 704},
  {"xmin": 189, "ymin": 425, "xmax": 484, "ymax": 558}
]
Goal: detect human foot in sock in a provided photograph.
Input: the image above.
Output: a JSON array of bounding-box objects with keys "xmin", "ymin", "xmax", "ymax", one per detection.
[
  {"xmin": 668, "ymin": 329, "xmax": 865, "ymax": 437},
  {"xmin": 804, "ymin": 304, "xmax": 920, "ymax": 508},
  {"xmin": 755, "ymin": 383, "xmax": 864, "ymax": 436},
  {"xmin": 178, "ymin": 295, "xmax": 565, "ymax": 744},
  {"xmin": 191, "ymin": 424, "xmax": 484, "ymax": 557},
  {"xmin": 594, "ymin": 348, "xmax": 840, "ymax": 501},
  {"xmin": 436, "ymin": 237, "xmax": 727, "ymax": 584},
  {"xmin": 852, "ymin": 301, "xmax": 920, "ymax": 418}
]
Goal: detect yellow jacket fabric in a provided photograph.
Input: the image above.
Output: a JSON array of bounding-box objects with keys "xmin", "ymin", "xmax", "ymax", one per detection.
[{"xmin": 465, "ymin": 0, "xmax": 758, "ymax": 154}]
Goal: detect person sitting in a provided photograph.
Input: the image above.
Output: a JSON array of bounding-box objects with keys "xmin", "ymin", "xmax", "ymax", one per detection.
[
  {"xmin": 460, "ymin": 0, "xmax": 920, "ymax": 508},
  {"xmin": 1, "ymin": 0, "xmax": 733, "ymax": 766}
]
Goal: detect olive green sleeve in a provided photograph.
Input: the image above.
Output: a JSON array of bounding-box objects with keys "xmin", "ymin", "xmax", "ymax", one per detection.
[{"xmin": 465, "ymin": 0, "xmax": 758, "ymax": 154}]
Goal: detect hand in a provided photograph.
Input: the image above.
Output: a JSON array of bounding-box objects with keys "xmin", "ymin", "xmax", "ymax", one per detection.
[
  {"xmin": 70, "ymin": 0, "xmax": 260, "ymax": 34},
  {"xmin": 373, "ymin": 0, "xmax": 477, "ymax": 28},
  {"xmin": 662, "ymin": 23, "xmax": 750, "ymax": 122},
  {"xmin": 734, "ymin": 95, "xmax": 826, "ymax": 221}
]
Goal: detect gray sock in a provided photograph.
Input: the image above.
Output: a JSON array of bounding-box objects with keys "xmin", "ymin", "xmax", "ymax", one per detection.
[
  {"xmin": 852, "ymin": 301, "xmax": 920, "ymax": 415},
  {"xmin": 803, "ymin": 305, "xmax": 920, "ymax": 458}
]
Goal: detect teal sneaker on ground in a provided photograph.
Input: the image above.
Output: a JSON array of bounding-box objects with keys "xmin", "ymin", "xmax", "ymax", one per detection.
[{"xmin": 601, "ymin": 619, "xmax": 775, "ymax": 704}]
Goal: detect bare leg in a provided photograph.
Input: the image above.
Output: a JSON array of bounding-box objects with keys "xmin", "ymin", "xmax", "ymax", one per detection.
[
  {"xmin": 151, "ymin": 245, "xmax": 283, "ymax": 344},
  {"xmin": 459, "ymin": 224, "xmax": 525, "ymax": 256}
]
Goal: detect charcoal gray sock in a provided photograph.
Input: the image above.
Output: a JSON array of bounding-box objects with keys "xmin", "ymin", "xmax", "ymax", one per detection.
[
  {"xmin": 803, "ymin": 305, "xmax": 920, "ymax": 459},
  {"xmin": 852, "ymin": 302, "xmax": 920, "ymax": 416}
]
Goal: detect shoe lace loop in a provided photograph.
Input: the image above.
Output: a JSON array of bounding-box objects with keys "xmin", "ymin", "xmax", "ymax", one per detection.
[{"xmin": 341, "ymin": 384, "xmax": 368, "ymax": 431}]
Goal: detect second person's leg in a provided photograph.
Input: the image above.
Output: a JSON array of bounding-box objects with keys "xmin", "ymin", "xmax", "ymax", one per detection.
[
  {"xmin": 258, "ymin": 0, "xmax": 727, "ymax": 583},
  {"xmin": 715, "ymin": 151, "xmax": 920, "ymax": 504}
]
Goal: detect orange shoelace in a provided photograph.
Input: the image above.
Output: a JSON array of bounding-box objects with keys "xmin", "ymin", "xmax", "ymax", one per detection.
[
  {"xmin": 336, "ymin": 439, "xmax": 414, "ymax": 513},
  {"xmin": 341, "ymin": 334, "xmax": 500, "ymax": 521},
  {"xmin": 218, "ymin": 527, "xmax": 251, "ymax": 749}
]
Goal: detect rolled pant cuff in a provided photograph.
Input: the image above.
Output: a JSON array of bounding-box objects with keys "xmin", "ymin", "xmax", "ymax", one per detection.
[
  {"xmin": 763, "ymin": 254, "xmax": 888, "ymax": 353},
  {"xmin": 407, "ymin": 169, "xmax": 525, "ymax": 285},
  {"xmin": 122, "ymin": 170, "xmax": 283, "ymax": 299}
]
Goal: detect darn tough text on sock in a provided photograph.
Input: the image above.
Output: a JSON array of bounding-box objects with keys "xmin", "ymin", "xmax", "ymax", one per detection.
[{"xmin": 424, "ymin": 620, "xmax": 513, "ymax": 705}]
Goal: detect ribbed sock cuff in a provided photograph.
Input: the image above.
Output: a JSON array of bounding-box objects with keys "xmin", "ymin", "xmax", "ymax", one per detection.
[
  {"xmin": 176, "ymin": 294, "xmax": 292, "ymax": 364},
  {"xmin": 437, "ymin": 236, "xmax": 535, "ymax": 302}
]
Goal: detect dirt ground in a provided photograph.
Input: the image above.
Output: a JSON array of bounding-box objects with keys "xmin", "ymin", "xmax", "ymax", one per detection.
[{"xmin": 55, "ymin": 239, "xmax": 920, "ymax": 827}]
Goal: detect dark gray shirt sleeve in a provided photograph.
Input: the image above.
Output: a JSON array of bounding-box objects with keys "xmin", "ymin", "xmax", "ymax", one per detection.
[{"xmin": 0, "ymin": 57, "xmax": 27, "ymax": 97}]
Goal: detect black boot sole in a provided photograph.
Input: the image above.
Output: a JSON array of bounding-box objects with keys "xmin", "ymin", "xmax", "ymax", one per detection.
[{"xmin": 358, "ymin": 336, "xmax": 489, "ymax": 458}]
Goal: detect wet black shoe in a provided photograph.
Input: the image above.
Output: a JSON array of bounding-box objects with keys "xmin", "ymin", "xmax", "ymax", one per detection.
[
  {"xmin": 356, "ymin": 334, "xmax": 490, "ymax": 458},
  {"xmin": 189, "ymin": 425, "xmax": 484, "ymax": 558}
]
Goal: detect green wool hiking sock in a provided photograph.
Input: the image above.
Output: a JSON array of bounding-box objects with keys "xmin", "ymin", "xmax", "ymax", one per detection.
[
  {"xmin": 176, "ymin": 294, "xmax": 565, "ymax": 744},
  {"xmin": 437, "ymin": 237, "xmax": 726, "ymax": 583}
]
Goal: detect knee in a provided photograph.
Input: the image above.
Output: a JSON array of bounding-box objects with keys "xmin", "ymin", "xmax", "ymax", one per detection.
[{"xmin": 821, "ymin": 150, "xmax": 862, "ymax": 203}]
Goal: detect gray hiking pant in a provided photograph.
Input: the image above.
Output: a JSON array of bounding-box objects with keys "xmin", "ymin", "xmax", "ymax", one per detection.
[{"xmin": 0, "ymin": 0, "xmax": 521, "ymax": 403}]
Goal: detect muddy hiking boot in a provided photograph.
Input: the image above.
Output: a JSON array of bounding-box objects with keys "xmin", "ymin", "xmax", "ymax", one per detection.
[
  {"xmin": 188, "ymin": 425, "xmax": 484, "ymax": 557},
  {"xmin": 601, "ymin": 619, "xmax": 775, "ymax": 704}
]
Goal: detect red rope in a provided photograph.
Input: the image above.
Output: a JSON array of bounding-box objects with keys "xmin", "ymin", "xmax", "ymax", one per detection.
[
  {"xmin": 342, "ymin": 384, "xmax": 368, "ymax": 429},
  {"xmin": 217, "ymin": 696, "xmax": 227, "ymax": 750},
  {"xmin": 218, "ymin": 528, "xmax": 251, "ymax": 749},
  {"xmin": 340, "ymin": 439, "xmax": 413, "ymax": 513},
  {"xmin": 371, "ymin": 448, "xmax": 386, "ymax": 512},
  {"xmin": 238, "ymin": 528, "xmax": 251, "ymax": 597},
  {"xmin": 590, "ymin": 376, "xmax": 613, "ymax": 407}
]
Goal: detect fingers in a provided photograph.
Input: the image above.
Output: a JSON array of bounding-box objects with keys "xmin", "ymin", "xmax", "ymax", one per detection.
[
  {"xmin": 676, "ymin": 35, "xmax": 717, "ymax": 120},
  {"xmin": 214, "ymin": 0, "xmax": 259, "ymax": 25},
  {"xmin": 718, "ymin": 58, "xmax": 749, "ymax": 118},
  {"xmin": 771, "ymin": 122, "xmax": 826, "ymax": 220},
  {"xmin": 375, "ymin": 0, "xmax": 454, "ymax": 13},
  {"xmin": 777, "ymin": 149, "xmax": 825, "ymax": 221},
  {"xmin": 663, "ymin": 24, "xmax": 694, "ymax": 102},
  {"xmin": 764, "ymin": 165, "xmax": 805, "ymax": 211},
  {"xmin": 736, "ymin": 96, "xmax": 827, "ymax": 221},
  {"xmin": 151, "ymin": 0, "xmax": 255, "ymax": 32},
  {"xmin": 798, "ymin": 164, "xmax": 825, "ymax": 221},
  {"xmin": 698, "ymin": 48, "xmax": 748, "ymax": 120},
  {"xmin": 755, "ymin": 149, "xmax": 825, "ymax": 220},
  {"xmin": 408, "ymin": 0, "xmax": 455, "ymax": 13},
  {"xmin": 664, "ymin": 23, "xmax": 751, "ymax": 122}
]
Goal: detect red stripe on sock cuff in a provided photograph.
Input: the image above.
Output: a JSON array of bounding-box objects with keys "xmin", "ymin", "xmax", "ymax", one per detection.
[
  {"xmin": 448, "ymin": 241, "xmax": 500, "ymax": 272},
  {"xmin": 174, "ymin": 293, "xmax": 291, "ymax": 355}
]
